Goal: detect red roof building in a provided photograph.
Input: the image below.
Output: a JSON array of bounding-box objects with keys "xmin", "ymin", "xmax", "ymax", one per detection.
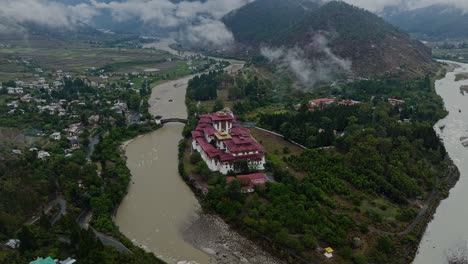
[
  {"xmin": 227, "ymin": 173, "xmax": 268, "ymax": 193},
  {"xmin": 308, "ymin": 98, "xmax": 336, "ymax": 111},
  {"xmin": 388, "ymin": 98, "xmax": 405, "ymax": 105},
  {"xmin": 191, "ymin": 109, "xmax": 266, "ymax": 175},
  {"xmin": 339, "ymin": 100, "xmax": 361, "ymax": 106}
]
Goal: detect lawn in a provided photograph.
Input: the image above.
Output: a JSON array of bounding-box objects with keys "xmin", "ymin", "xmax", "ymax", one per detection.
[
  {"xmin": 250, "ymin": 127, "xmax": 307, "ymax": 179},
  {"xmin": 360, "ymin": 198, "xmax": 400, "ymax": 222}
]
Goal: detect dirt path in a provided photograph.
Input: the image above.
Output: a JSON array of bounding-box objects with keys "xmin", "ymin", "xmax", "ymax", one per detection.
[{"xmin": 370, "ymin": 176, "xmax": 440, "ymax": 236}]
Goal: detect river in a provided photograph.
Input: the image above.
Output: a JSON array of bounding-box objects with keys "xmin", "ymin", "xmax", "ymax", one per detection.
[
  {"xmin": 414, "ymin": 61, "xmax": 468, "ymax": 264},
  {"xmin": 116, "ymin": 41, "xmax": 284, "ymax": 264}
]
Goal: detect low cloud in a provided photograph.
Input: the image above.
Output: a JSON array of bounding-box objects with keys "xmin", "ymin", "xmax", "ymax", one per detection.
[
  {"xmin": 0, "ymin": 0, "xmax": 252, "ymax": 47},
  {"xmin": 179, "ymin": 19, "xmax": 235, "ymax": 48},
  {"xmin": 0, "ymin": 0, "xmax": 97, "ymax": 33},
  {"xmin": 89, "ymin": 0, "xmax": 253, "ymax": 47},
  {"xmin": 261, "ymin": 34, "xmax": 352, "ymax": 87}
]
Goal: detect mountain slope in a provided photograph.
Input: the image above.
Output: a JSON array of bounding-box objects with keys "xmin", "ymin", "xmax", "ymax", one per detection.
[
  {"xmin": 382, "ymin": 4, "xmax": 468, "ymax": 39},
  {"xmin": 223, "ymin": 0, "xmax": 319, "ymax": 45},
  {"xmin": 224, "ymin": 0, "xmax": 436, "ymax": 78}
]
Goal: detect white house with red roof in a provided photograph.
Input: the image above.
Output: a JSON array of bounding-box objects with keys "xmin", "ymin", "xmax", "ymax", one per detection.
[
  {"xmin": 338, "ymin": 99, "xmax": 361, "ymax": 106},
  {"xmin": 307, "ymin": 98, "xmax": 336, "ymax": 111},
  {"xmin": 191, "ymin": 109, "xmax": 266, "ymax": 175},
  {"xmin": 227, "ymin": 173, "xmax": 268, "ymax": 193},
  {"xmin": 388, "ymin": 98, "xmax": 405, "ymax": 106}
]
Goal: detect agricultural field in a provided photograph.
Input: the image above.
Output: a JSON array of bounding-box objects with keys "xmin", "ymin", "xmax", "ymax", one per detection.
[
  {"xmin": 0, "ymin": 36, "xmax": 186, "ymax": 81},
  {"xmin": 433, "ymin": 47, "xmax": 468, "ymax": 63}
]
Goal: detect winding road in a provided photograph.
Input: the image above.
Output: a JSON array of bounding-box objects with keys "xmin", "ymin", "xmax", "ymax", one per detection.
[{"xmin": 77, "ymin": 209, "xmax": 131, "ymax": 253}]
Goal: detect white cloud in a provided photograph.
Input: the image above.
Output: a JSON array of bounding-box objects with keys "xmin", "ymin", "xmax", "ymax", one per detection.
[
  {"xmin": 261, "ymin": 34, "xmax": 352, "ymax": 87},
  {"xmin": 89, "ymin": 0, "xmax": 253, "ymax": 47},
  {"xmin": 0, "ymin": 0, "xmax": 252, "ymax": 46},
  {"xmin": 0, "ymin": 0, "xmax": 97, "ymax": 32},
  {"xmin": 1, "ymin": 0, "xmax": 467, "ymax": 44},
  {"xmin": 180, "ymin": 18, "xmax": 235, "ymax": 48}
]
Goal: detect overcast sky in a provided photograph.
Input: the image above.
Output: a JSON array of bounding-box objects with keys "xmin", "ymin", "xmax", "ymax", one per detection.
[
  {"xmin": 1, "ymin": 0, "xmax": 467, "ymax": 31},
  {"xmin": 0, "ymin": 0, "xmax": 466, "ymax": 45},
  {"xmin": 342, "ymin": 0, "xmax": 468, "ymax": 12}
]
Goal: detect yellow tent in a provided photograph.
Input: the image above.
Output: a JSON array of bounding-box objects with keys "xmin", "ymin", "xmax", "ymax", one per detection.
[{"xmin": 325, "ymin": 247, "xmax": 334, "ymax": 253}]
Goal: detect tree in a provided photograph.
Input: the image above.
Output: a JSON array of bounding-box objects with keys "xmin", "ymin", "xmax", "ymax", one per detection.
[
  {"xmin": 233, "ymin": 160, "xmax": 250, "ymax": 174},
  {"xmin": 212, "ymin": 99, "xmax": 224, "ymax": 112},
  {"xmin": 18, "ymin": 226, "xmax": 36, "ymax": 252},
  {"xmin": 128, "ymin": 93, "xmax": 141, "ymax": 111}
]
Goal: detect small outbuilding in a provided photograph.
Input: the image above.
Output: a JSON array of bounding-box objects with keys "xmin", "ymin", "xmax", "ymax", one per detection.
[{"xmin": 324, "ymin": 247, "xmax": 334, "ymax": 259}]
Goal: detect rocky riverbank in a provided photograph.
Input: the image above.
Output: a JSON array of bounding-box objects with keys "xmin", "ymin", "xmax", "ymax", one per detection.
[{"xmin": 183, "ymin": 212, "xmax": 286, "ymax": 264}]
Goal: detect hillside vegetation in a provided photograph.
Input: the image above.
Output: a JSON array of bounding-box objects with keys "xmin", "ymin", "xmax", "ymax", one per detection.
[{"xmin": 224, "ymin": 0, "xmax": 437, "ymax": 78}]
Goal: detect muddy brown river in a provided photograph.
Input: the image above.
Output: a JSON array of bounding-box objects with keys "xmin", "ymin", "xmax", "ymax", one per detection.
[
  {"xmin": 414, "ymin": 61, "xmax": 468, "ymax": 263},
  {"xmin": 115, "ymin": 47, "xmax": 284, "ymax": 264},
  {"xmin": 115, "ymin": 76, "xmax": 209, "ymax": 263}
]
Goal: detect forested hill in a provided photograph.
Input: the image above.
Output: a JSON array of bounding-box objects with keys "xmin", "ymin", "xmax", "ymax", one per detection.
[
  {"xmin": 382, "ymin": 4, "xmax": 468, "ymax": 39},
  {"xmin": 222, "ymin": 0, "xmax": 319, "ymax": 45},
  {"xmin": 224, "ymin": 0, "xmax": 437, "ymax": 78}
]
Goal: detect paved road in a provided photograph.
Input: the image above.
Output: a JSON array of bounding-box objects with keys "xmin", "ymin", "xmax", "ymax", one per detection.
[
  {"xmin": 25, "ymin": 197, "xmax": 66, "ymax": 226},
  {"xmin": 92, "ymin": 228, "xmax": 131, "ymax": 253},
  {"xmin": 86, "ymin": 134, "xmax": 101, "ymax": 161},
  {"xmin": 48, "ymin": 198, "xmax": 66, "ymax": 226},
  {"xmin": 77, "ymin": 209, "xmax": 131, "ymax": 253}
]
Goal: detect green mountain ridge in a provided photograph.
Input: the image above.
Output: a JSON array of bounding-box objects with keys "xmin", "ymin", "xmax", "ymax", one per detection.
[
  {"xmin": 382, "ymin": 4, "xmax": 468, "ymax": 40},
  {"xmin": 224, "ymin": 0, "xmax": 437, "ymax": 78}
]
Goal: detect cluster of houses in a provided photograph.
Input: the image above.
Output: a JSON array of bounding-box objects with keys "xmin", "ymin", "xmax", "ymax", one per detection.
[
  {"xmin": 307, "ymin": 97, "xmax": 362, "ymax": 111},
  {"xmin": 191, "ymin": 109, "xmax": 266, "ymax": 175},
  {"xmin": 30, "ymin": 256, "xmax": 76, "ymax": 264},
  {"xmin": 5, "ymin": 241, "xmax": 76, "ymax": 263},
  {"xmin": 2, "ymin": 72, "xmax": 141, "ymax": 160},
  {"xmin": 306, "ymin": 97, "xmax": 405, "ymax": 111}
]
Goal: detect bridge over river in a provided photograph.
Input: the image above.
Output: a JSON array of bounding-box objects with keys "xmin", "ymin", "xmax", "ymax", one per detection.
[{"xmin": 156, "ymin": 117, "xmax": 188, "ymax": 125}]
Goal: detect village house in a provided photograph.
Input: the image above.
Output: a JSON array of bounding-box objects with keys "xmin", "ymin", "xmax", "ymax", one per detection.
[
  {"xmin": 388, "ymin": 98, "xmax": 405, "ymax": 106},
  {"xmin": 88, "ymin": 114, "xmax": 100, "ymax": 123},
  {"xmin": 227, "ymin": 173, "xmax": 268, "ymax": 193},
  {"xmin": 307, "ymin": 98, "xmax": 336, "ymax": 111},
  {"xmin": 30, "ymin": 256, "xmax": 54, "ymax": 264},
  {"xmin": 59, "ymin": 257, "xmax": 77, "ymax": 264},
  {"xmin": 324, "ymin": 247, "xmax": 334, "ymax": 259},
  {"xmin": 53, "ymin": 81, "xmax": 63, "ymax": 88},
  {"xmin": 8, "ymin": 109, "xmax": 24, "ymax": 115},
  {"xmin": 21, "ymin": 94, "xmax": 33, "ymax": 102},
  {"xmin": 7, "ymin": 87, "xmax": 23, "ymax": 95},
  {"xmin": 339, "ymin": 99, "xmax": 361, "ymax": 106},
  {"xmin": 191, "ymin": 109, "xmax": 266, "ymax": 175},
  {"xmin": 65, "ymin": 123, "xmax": 83, "ymax": 137},
  {"xmin": 5, "ymin": 239, "xmax": 20, "ymax": 249},
  {"xmin": 11, "ymin": 149, "xmax": 22, "ymax": 155},
  {"xmin": 34, "ymin": 98, "xmax": 47, "ymax": 104},
  {"xmin": 37, "ymin": 151, "xmax": 51, "ymax": 159},
  {"xmin": 7, "ymin": 101, "xmax": 19, "ymax": 108},
  {"xmin": 111, "ymin": 101, "xmax": 128, "ymax": 113},
  {"xmin": 29, "ymin": 257, "xmax": 76, "ymax": 264},
  {"xmin": 68, "ymin": 136, "xmax": 80, "ymax": 149},
  {"xmin": 49, "ymin": 132, "xmax": 61, "ymax": 141}
]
